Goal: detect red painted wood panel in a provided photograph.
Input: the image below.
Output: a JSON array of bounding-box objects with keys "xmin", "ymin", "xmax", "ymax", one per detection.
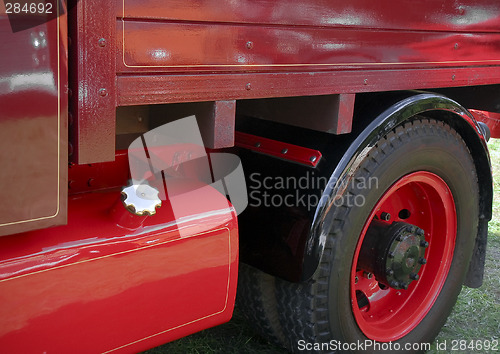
[
  {"xmin": 117, "ymin": 0, "xmax": 500, "ymax": 33},
  {"xmin": 72, "ymin": 0, "xmax": 500, "ymax": 160},
  {"xmin": 117, "ymin": 20, "xmax": 500, "ymax": 72},
  {"xmin": 116, "ymin": 66, "xmax": 500, "ymax": 106},
  {"xmin": 0, "ymin": 186, "xmax": 238, "ymax": 353},
  {"xmin": 0, "ymin": 4, "xmax": 67, "ymax": 235},
  {"xmin": 69, "ymin": 0, "xmax": 116, "ymax": 164}
]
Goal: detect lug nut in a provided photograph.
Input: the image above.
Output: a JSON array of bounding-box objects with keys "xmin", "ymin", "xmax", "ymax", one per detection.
[
  {"xmin": 420, "ymin": 240, "xmax": 429, "ymax": 248},
  {"xmin": 419, "ymin": 257, "xmax": 427, "ymax": 265},
  {"xmin": 386, "ymin": 268, "xmax": 394, "ymax": 276},
  {"xmin": 400, "ymin": 282, "xmax": 409, "ymax": 290},
  {"xmin": 396, "ymin": 234, "xmax": 403, "ymax": 241},
  {"xmin": 410, "ymin": 273, "xmax": 419, "ymax": 280},
  {"xmin": 380, "ymin": 212, "xmax": 391, "ymax": 221},
  {"xmin": 390, "ymin": 281, "xmax": 399, "ymax": 288},
  {"xmin": 416, "ymin": 228, "xmax": 425, "ymax": 236},
  {"xmin": 388, "ymin": 251, "xmax": 395, "ymax": 258}
]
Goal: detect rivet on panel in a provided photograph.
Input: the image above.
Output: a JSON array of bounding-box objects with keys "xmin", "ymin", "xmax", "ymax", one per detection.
[
  {"xmin": 246, "ymin": 41, "xmax": 254, "ymax": 49},
  {"xmin": 98, "ymin": 38, "xmax": 106, "ymax": 47},
  {"xmin": 99, "ymin": 88, "xmax": 108, "ymax": 97},
  {"xmin": 246, "ymin": 83, "xmax": 252, "ymax": 90}
]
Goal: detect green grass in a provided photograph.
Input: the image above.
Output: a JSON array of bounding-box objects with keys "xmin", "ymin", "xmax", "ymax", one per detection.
[
  {"xmin": 147, "ymin": 140, "xmax": 500, "ymax": 354},
  {"xmin": 145, "ymin": 311, "xmax": 286, "ymax": 354}
]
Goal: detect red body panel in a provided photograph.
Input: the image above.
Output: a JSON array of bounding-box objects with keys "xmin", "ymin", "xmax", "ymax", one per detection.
[
  {"xmin": 69, "ymin": 0, "xmax": 116, "ymax": 164},
  {"xmin": 0, "ymin": 179, "xmax": 238, "ymax": 353},
  {"xmin": 470, "ymin": 109, "xmax": 500, "ymax": 139},
  {"xmin": 69, "ymin": 0, "xmax": 500, "ymax": 163},
  {"xmin": 116, "ymin": 66, "xmax": 500, "ymax": 106},
  {"xmin": 119, "ymin": 22, "xmax": 500, "ymax": 71},
  {"xmin": 116, "ymin": 0, "xmax": 500, "ymax": 73},
  {"xmin": 119, "ymin": 0, "xmax": 500, "ymax": 33},
  {"xmin": 0, "ymin": 3, "xmax": 67, "ymax": 235}
]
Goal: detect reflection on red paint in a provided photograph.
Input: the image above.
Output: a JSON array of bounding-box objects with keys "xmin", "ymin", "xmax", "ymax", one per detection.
[{"xmin": 0, "ymin": 182, "xmax": 238, "ymax": 353}]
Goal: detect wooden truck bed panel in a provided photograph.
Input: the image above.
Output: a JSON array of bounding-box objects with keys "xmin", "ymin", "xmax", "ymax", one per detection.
[
  {"xmin": 118, "ymin": 20, "xmax": 500, "ymax": 71},
  {"xmin": 118, "ymin": 0, "xmax": 500, "ymax": 33},
  {"xmin": 71, "ymin": 0, "xmax": 500, "ymax": 164}
]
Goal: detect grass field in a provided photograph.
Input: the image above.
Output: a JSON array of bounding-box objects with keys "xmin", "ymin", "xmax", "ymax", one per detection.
[{"xmin": 147, "ymin": 139, "xmax": 500, "ymax": 354}]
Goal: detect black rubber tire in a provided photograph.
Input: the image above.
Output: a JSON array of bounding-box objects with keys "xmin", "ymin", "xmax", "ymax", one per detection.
[
  {"xmin": 274, "ymin": 118, "xmax": 479, "ymax": 353},
  {"xmin": 236, "ymin": 263, "xmax": 286, "ymax": 347}
]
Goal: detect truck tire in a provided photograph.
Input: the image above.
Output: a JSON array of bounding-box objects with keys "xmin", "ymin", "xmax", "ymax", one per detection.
[
  {"xmin": 275, "ymin": 118, "xmax": 479, "ymax": 353},
  {"xmin": 236, "ymin": 263, "xmax": 286, "ymax": 346}
]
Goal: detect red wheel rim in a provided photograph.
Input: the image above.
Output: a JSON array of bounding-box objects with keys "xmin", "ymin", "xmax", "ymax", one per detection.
[{"xmin": 350, "ymin": 171, "xmax": 457, "ymax": 342}]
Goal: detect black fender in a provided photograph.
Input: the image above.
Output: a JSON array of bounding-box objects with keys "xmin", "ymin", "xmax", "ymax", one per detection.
[{"xmin": 302, "ymin": 92, "xmax": 493, "ymax": 286}]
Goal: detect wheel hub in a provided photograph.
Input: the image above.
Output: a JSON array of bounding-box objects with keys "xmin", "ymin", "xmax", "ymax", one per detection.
[
  {"xmin": 351, "ymin": 171, "xmax": 458, "ymax": 342},
  {"xmin": 358, "ymin": 221, "xmax": 428, "ymax": 289}
]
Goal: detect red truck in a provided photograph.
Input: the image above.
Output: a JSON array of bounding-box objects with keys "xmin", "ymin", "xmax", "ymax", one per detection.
[{"xmin": 0, "ymin": 0, "xmax": 499, "ymax": 352}]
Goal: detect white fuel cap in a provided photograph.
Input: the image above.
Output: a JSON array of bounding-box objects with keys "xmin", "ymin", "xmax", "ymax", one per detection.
[{"xmin": 121, "ymin": 182, "xmax": 162, "ymax": 216}]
